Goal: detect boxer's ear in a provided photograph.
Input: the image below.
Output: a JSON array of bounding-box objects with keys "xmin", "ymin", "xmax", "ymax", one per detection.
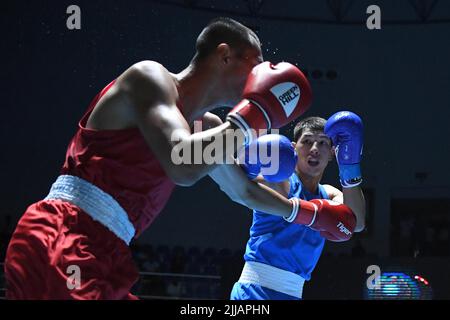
[
  {"xmin": 329, "ymin": 146, "xmax": 336, "ymax": 161},
  {"xmin": 217, "ymin": 43, "xmax": 231, "ymax": 64}
]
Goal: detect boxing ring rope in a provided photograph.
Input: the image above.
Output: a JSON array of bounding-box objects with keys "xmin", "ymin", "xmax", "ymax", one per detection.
[
  {"xmin": 134, "ymin": 271, "xmax": 222, "ymax": 300},
  {"xmin": 139, "ymin": 271, "xmax": 221, "ymax": 280}
]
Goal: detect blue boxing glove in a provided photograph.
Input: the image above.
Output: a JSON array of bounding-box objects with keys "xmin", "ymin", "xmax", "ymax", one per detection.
[
  {"xmin": 238, "ymin": 134, "xmax": 298, "ymax": 183},
  {"xmin": 325, "ymin": 111, "xmax": 363, "ymax": 188}
]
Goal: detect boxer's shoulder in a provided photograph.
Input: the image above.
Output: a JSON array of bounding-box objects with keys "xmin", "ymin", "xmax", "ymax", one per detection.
[
  {"xmin": 322, "ymin": 184, "xmax": 343, "ymax": 202},
  {"xmin": 125, "ymin": 60, "xmax": 170, "ymax": 79},
  {"xmin": 118, "ymin": 60, "xmax": 178, "ymax": 104}
]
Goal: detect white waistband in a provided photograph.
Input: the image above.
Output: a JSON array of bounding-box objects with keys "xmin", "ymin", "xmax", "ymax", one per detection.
[
  {"xmin": 239, "ymin": 261, "xmax": 305, "ymax": 298},
  {"xmin": 44, "ymin": 175, "xmax": 135, "ymax": 245}
]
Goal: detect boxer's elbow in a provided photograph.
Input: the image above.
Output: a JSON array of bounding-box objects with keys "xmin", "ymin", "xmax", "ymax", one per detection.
[
  {"xmin": 170, "ymin": 170, "xmax": 197, "ymax": 187},
  {"xmin": 169, "ymin": 165, "xmax": 203, "ymax": 187},
  {"xmin": 353, "ymin": 208, "xmax": 366, "ymax": 233},
  {"xmin": 225, "ymin": 191, "xmax": 248, "ymax": 207},
  {"xmin": 354, "ymin": 218, "xmax": 366, "ymax": 233},
  {"xmin": 218, "ymin": 181, "xmax": 253, "ymax": 207},
  {"xmin": 171, "ymin": 175, "xmax": 196, "ymax": 187},
  {"xmin": 237, "ymin": 183, "xmax": 262, "ymax": 210}
]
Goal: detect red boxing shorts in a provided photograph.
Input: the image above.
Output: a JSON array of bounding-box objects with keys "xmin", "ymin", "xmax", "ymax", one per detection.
[{"xmin": 4, "ymin": 176, "xmax": 139, "ymax": 299}]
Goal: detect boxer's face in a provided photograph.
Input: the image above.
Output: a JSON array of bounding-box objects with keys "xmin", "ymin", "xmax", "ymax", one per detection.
[
  {"xmin": 221, "ymin": 43, "xmax": 263, "ymax": 106},
  {"xmin": 293, "ymin": 129, "xmax": 333, "ymax": 178}
]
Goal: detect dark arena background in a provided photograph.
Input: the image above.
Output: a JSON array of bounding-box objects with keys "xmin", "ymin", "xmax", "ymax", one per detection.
[{"xmin": 1, "ymin": 0, "xmax": 450, "ymax": 302}]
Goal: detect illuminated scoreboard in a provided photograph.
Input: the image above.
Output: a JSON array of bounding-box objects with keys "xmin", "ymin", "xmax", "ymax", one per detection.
[{"xmin": 365, "ymin": 271, "xmax": 433, "ymax": 300}]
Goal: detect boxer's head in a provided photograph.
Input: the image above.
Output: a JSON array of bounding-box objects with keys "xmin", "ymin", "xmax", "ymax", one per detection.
[
  {"xmin": 193, "ymin": 17, "xmax": 263, "ymax": 106},
  {"xmin": 293, "ymin": 117, "xmax": 333, "ymax": 178}
]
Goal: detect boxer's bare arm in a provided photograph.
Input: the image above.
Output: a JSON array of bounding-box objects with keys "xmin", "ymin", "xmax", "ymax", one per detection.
[
  {"xmin": 87, "ymin": 61, "xmax": 241, "ymax": 186},
  {"xmin": 209, "ymin": 159, "xmax": 292, "ymax": 218},
  {"xmin": 251, "ymin": 175, "xmax": 290, "ymax": 198},
  {"xmin": 203, "ymin": 114, "xmax": 292, "ymax": 217},
  {"xmin": 323, "ymin": 184, "xmax": 366, "ymax": 232}
]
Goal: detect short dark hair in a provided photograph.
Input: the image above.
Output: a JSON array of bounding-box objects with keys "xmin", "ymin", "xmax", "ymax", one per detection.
[
  {"xmin": 194, "ymin": 17, "xmax": 260, "ymax": 61},
  {"xmin": 293, "ymin": 117, "xmax": 327, "ymax": 142}
]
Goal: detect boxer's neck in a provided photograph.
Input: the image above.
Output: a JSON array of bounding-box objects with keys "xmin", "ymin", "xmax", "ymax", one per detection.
[
  {"xmin": 296, "ymin": 170, "xmax": 322, "ymax": 195},
  {"xmin": 174, "ymin": 63, "xmax": 222, "ymax": 124}
]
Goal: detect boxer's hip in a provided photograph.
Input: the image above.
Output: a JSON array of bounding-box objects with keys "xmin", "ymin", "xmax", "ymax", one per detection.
[
  {"xmin": 10, "ymin": 198, "xmax": 133, "ymax": 256},
  {"xmin": 5, "ymin": 182, "xmax": 139, "ymax": 299},
  {"xmin": 44, "ymin": 175, "xmax": 136, "ymax": 244},
  {"xmin": 236, "ymin": 261, "xmax": 305, "ymax": 299}
]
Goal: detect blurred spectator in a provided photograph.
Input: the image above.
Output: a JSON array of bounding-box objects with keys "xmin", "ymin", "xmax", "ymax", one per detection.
[
  {"xmin": 195, "ymin": 282, "xmax": 211, "ymax": 299},
  {"xmin": 166, "ymin": 279, "xmax": 185, "ymax": 297},
  {"xmin": 170, "ymin": 248, "xmax": 186, "ymax": 273},
  {"xmin": 204, "ymin": 263, "xmax": 218, "ymax": 275},
  {"xmin": 187, "ymin": 246, "xmax": 201, "ymax": 261},
  {"xmin": 392, "ymin": 214, "xmax": 450, "ymax": 258},
  {"xmin": 185, "ymin": 262, "xmax": 201, "ymax": 274},
  {"xmin": 141, "ymin": 257, "xmax": 160, "ymax": 272}
]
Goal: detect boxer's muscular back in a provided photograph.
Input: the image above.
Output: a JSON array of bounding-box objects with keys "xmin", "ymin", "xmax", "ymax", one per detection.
[
  {"xmin": 86, "ymin": 61, "xmax": 196, "ymax": 186},
  {"xmin": 86, "ymin": 61, "xmax": 182, "ymax": 131}
]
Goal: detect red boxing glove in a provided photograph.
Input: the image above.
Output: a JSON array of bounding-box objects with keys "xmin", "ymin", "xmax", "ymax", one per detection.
[
  {"xmin": 227, "ymin": 61, "xmax": 312, "ymax": 143},
  {"xmin": 286, "ymin": 198, "xmax": 356, "ymax": 242}
]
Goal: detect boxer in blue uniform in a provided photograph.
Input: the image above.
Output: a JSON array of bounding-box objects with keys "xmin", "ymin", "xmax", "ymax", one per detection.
[{"xmin": 230, "ymin": 113, "xmax": 366, "ymax": 300}]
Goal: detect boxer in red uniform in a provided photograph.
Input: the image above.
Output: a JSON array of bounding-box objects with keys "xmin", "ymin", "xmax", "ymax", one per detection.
[{"xmin": 4, "ymin": 17, "xmax": 313, "ymax": 299}]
